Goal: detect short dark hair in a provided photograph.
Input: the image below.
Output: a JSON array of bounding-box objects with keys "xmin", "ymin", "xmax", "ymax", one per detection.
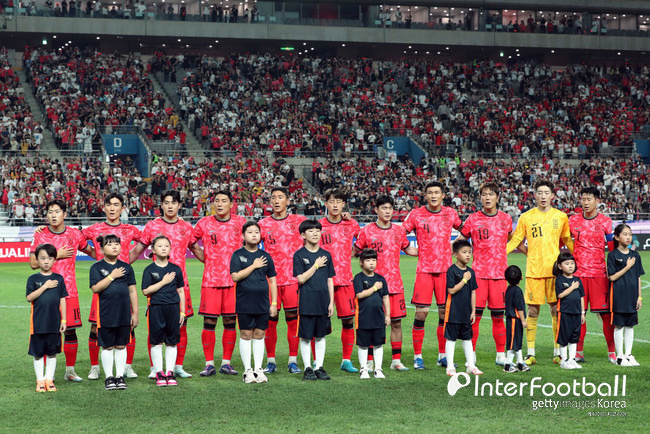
[
  {"xmin": 161, "ymin": 190, "xmax": 181, "ymax": 203},
  {"xmin": 533, "ymin": 179, "xmax": 555, "ymax": 193},
  {"xmin": 215, "ymin": 190, "xmax": 233, "ymax": 202},
  {"xmin": 425, "ymin": 181, "xmax": 445, "ymax": 194},
  {"xmin": 452, "ymin": 239, "xmax": 472, "ymax": 253},
  {"xmin": 324, "ymin": 188, "xmax": 347, "ymax": 202},
  {"xmin": 299, "ymin": 219, "xmax": 322, "ymax": 234},
  {"xmin": 242, "ymin": 220, "xmax": 260, "ymax": 234},
  {"xmin": 270, "ymin": 187, "xmax": 289, "ymax": 198},
  {"xmin": 580, "ymin": 187, "xmax": 600, "ymax": 199},
  {"xmin": 504, "ymin": 265, "xmax": 522, "ymax": 286},
  {"xmin": 96, "ymin": 234, "xmax": 121, "ymax": 248},
  {"xmin": 46, "ymin": 199, "xmax": 67, "ymax": 213},
  {"xmin": 553, "ymin": 252, "xmax": 578, "ymax": 276},
  {"xmin": 35, "ymin": 243, "xmax": 57, "ymax": 259},
  {"xmin": 359, "ymin": 248, "xmax": 378, "ymax": 262},
  {"xmin": 374, "ymin": 195, "xmax": 394, "ymax": 208},
  {"xmin": 104, "ymin": 192, "xmax": 125, "ymax": 206},
  {"xmin": 479, "ymin": 182, "xmax": 500, "ymax": 196}
]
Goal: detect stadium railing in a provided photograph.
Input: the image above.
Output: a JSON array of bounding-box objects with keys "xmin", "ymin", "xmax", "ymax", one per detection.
[{"xmin": 457, "ymin": 146, "xmax": 638, "ymax": 160}]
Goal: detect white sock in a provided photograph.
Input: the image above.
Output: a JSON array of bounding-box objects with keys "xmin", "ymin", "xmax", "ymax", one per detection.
[
  {"xmin": 614, "ymin": 326, "xmax": 624, "ymax": 358},
  {"xmin": 462, "ymin": 340, "xmax": 474, "ymax": 368},
  {"xmin": 239, "ymin": 338, "xmax": 252, "ymax": 372},
  {"xmin": 496, "ymin": 351, "xmax": 505, "ymax": 361},
  {"xmin": 114, "ymin": 348, "xmax": 127, "ymax": 378},
  {"xmin": 165, "ymin": 346, "xmax": 177, "ymax": 373},
  {"xmin": 528, "ymin": 347, "xmax": 536, "ymax": 357},
  {"xmin": 288, "ymin": 355, "xmax": 297, "ymax": 365},
  {"xmin": 506, "ymin": 350, "xmax": 515, "ymax": 364},
  {"xmin": 358, "ymin": 347, "xmax": 368, "ymax": 370},
  {"xmin": 299, "ymin": 339, "xmax": 311, "ymax": 369},
  {"xmin": 414, "ymin": 353, "xmax": 422, "ymax": 360},
  {"xmin": 444, "ymin": 340, "xmax": 456, "ymax": 368},
  {"xmin": 624, "ymin": 327, "xmax": 634, "ymax": 356},
  {"xmin": 45, "ymin": 356, "xmax": 57, "ymax": 380},
  {"xmin": 252, "ymin": 339, "xmax": 265, "ymax": 371},
  {"xmin": 151, "ymin": 344, "xmax": 164, "ymax": 373},
  {"xmin": 568, "ymin": 343, "xmax": 577, "ymax": 360},
  {"xmin": 314, "ymin": 337, "xmax": 326, "ymax": 369},
  {"xmin": 374, "ymin": 345, "xmax": 384, "ymax": 371},
  {"xmin": 34, "ymin": 357, "xmax": 45, "ymax": 381},
  {"xmin": 516, "ymin": 350, "xmax": 524, "ymax": 363},
  {"xmin": 438, "ymin": 352, "xmax": 446, "ymax": 360},
  {"xmin": 267, "ymin": 356, "xmax": 276, "ymax": 364},
  {"xmin": 206, "ymin": 360, "xmax": 215, "ymax": 367},
  {"xmin": 560, "ymin": 346, "xmax": 568, "ymax": 361},
  {"xmin": 221, "ymin": 359, "xmax": 231, "ymax": 366},
  {"xmin": 101, "ymin": 349, "xmax": 114, "ymax": 378}
]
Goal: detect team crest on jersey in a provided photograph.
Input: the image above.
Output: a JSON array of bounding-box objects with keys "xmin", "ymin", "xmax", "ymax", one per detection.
[
  {"xmin": 562, "ymin": 282, "xmax": 569, "ymax": 288},
  {"xmin": 553, "ymin": 219, "xmax": 558, "ymax": 229},
  {"xmin": 151, "ymin": 272, "xmax": 160, "ymax": 279},
  {"xmin": 363, "ymin": 280, "xmax": 369, "ymax": 286},
  {"xmin": 239, "ymin": 256, "xmax": 248, "ymax": 263},
  {"xmin": 100, "ymin": 269, "xmax": 109, "ymax": 277},
  {"xmin": 35, "ymin": 281, "xmax": 43, "ymax": 287},
  {"xmin": 302, "ymin": 258, "xmax": 310, "ymax": 265},
  {"xmin": 528, "ymin": 291, "xmax": 534, "ymax": 301}
]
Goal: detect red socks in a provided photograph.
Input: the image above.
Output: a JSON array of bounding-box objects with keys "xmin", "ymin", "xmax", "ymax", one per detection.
[
  {"xmin": 286, "ymin": 317, "xmax": 299, "ymax": 357},
  {"xmin": 126, "ymin": 332, "xmax": 136, "ymax": 365},
  {"xmin": 176, "ymin": 323, "xmax": 188, "ymax": 365},
  {"xmin": 471, "ymin": 311, "xmax": 483, "ymax": 351},
  {"xmin": 341, "ymin": 325, "xmax": 355, "ymax": 360},
  {"xmin": 88, "ymin": 331, "xmax": 99, "ymax": 365},
  {"xmin": 601, "ymin": 313, "xmax": 616, "ymax": 353},
  {"xmin": 64, "ymin": 334, "xmax": 78, "ymax": 367},
  {"xmin": 437, "ymin": 319, "xmax": 446, "ymax": 353},
  {"xmin": 577, "ymin": 322, "xmax": 587, "ymax": 353},
  {"xmin": 202, "ymin": 324, "xmax": 216, "ymax": 362},
  {"xmin": 265, "ymin": 317, "xmax": 278, "ymax": 358},
  {"xmin": 491, "ymin": 313, "xmax": 506, "ymax": 353},
  {"xmin": 222, "ymin": 323, "xmax": 237, "ymax": 361},
  {"xmin": 391, "ymin": 341, "xmax": 402, "ymax": 360},
  {"xmin": 412, "ymin": 319, "xmax": 425, "ymax": 355}
]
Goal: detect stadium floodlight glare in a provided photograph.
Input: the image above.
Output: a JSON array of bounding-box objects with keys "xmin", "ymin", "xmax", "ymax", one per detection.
[
  {"xmin": 500, "ymin": 51, "xmax": 504, "ymax": 57},
  {"xmin": 42, "ymin": 38, "xmax": 47, "ymax": 45},
  {"xmin": 280, "ymin": 47, "xmax": 294, "ymax": 51}
]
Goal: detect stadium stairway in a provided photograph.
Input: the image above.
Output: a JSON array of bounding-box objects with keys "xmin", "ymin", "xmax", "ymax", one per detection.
[
  {"xmin": 149, "ymin": 71, "xmax": 204, "ymax": 155},
  {"xmin": 14, "ymin": 69, "xmax": 61, "ymax": 158}
]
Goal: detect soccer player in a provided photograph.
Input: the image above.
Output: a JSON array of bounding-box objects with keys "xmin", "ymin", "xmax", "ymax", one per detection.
[
  {"xmin": 258, "ymin": 187, "xmax": 307, "ymax": 374},
  {"xmin": 30, "ymin": 199, "xmax": 95, "ymax": 382},
  {"xmin": 506, "ymin": 180, "xmax": 574, "ymax": 365},
  {"xmin": 569, "ymin": 187, "xmax": 616, "ymax": 363},
  {"xmin": 89, "ymin": 235, "xmax": 139, "ymax": 390},
  {"xmin": 27, "ymin": 243, "xmax": 68, "ymax": 392},
  {"xmin": 130, "ymin": 190, "xmax": 203, "ymax": 378},
  {"xmin": 460, "ymin": 182, "xmax": 524, "ymax": 366},
  {"xmin": 193, "ymin": 190, "xmax": 247, "ymax": 377},
  {"xmin": 403, "ymin": 181, "xmax": 463, "ymax": 369},
  {"xmin": 354, "ymin": 195, "xmax": 417, "ymax": 371},
  {"xmin": 319, "ymin": 188, "xmax": 361, "ymax": 373},
  {"xmin": 83, "ymin": 193, "xmax": 141, "ymax": 380}
]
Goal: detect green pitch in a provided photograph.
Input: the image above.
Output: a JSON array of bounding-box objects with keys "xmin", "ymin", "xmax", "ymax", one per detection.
[{"xmin": 1, "ymin": 254, "xmax": 648, "ymax": 432}]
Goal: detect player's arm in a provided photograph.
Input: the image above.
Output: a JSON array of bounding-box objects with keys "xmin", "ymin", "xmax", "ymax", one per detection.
[
  {"xmin": 269, "ymin": 276, "xmax": 278, "ymax": 317},
  {"xmin": 506, "ymin": 218, "xmax": 526, "ymax": 254},
  {"xmin": 327, "ymin": 277, "xmax": 334, "ymax": 317},
  {"xmin": 580, "ymin": 296, "xmax": 586, "ymax": 323},
  {"xmin": 59, "ymin": 297, "xmax": 67, "ymax": 332},
  {"xmin": 382, "ymin": 293, "xmax": 390, "ymax": 326},
  {"xmin": 470, "ymin": 288, "xmax": 476, "ymax": 324},
  {"xmin": 638, "ymin": 277, "xmax": 643, "ymax": 310},
  {"xmin": 189, "ymin": 243, "xmax": 205, "ymax": 263},
  {"xmin": 177, "ymin": 286, "xmax": 186, "ymax": 324},
  {"xmin": 129, "ymin": 242, "xmax": 146, "ymax": 263},
  {"xmin": 81, "ymin": 243, "xmax": 96, "ymax": 259},
  {"xmin": 29, "ymin": 253, "xmax": 39, "ymax": 270},
  {"xmin": 128, "ymin": 284, "xmax": 139, "ymax": 328},
  {"xmin": 507, "ymin": 232, "xmax": 527, "ymax": 254},
  {"xmin": 26, "ymin": 278, "xmax": 59, "ymax": 302},
  {"xmin": 560, "ymin": 217, "xmax": 574, "ymax": 253},
  {"xmin": 404, "ymin": 245, "xmax": 418, "ymax": 256}
]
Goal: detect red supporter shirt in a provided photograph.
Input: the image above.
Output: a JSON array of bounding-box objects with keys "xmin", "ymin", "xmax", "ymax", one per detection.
[
  {"xmin": 461, "ymin": 211, "xmax": 513, "ymax": 280},
  {"xmin": 354, "ymin": 223, "xmax": 410, "ymax": 294},
  {"xmin": 31, "ymin": 227, "xmax": 88, "ymax": 298},
  {"xmin": 193, "ymin": 215, "xmax": 247, "ymax": 287},
  {"xmin": 319, "ymin": 217, "xmax": 361, "ymax": 286},
  {"xmin": 140, "ymin": 218, "xmax": 197, "ymax": 288},
  {"xmin": 82, "ymin": 222, "xmax": 141, "ymax": 262},
  {"xmin": 403, "ymin": 206, "xmax": 463, "ymax": 274},
  {"xmin": 569, "ymin": 213, "xmax": 613, "ymax": 278},
  {"xmin": 259, "ymin": 214, "xmax": 307, "ymax": 286}
]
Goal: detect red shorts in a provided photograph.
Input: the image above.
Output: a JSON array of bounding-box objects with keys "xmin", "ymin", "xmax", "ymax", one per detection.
[
  {"xmin": 89, "ymin": 293, "xmax": 99, "ymax": 324},
  {"xmin": 183, "ymin": 287, "xmax": 194, "ymax": 319},
  {"xmin": 334, "ymin": 285, "xmax": 356, "ymax": 319},
  {"xmin": 199, "ymin": 286, "xmax": 236, "ymax": 318},
  {"xmin": 476, "ymin": 278, "xmax": 507, "ymax": 311},
  {"xmin": 411, "ymin": 272, "xmax": 448, "ymax": 307},
  {"xmin": 65, "ymin": 296, "xmax": 82, "ymax": 329},
  {"xmin": 389, "ymin": 293, "xmax": 407, "ymax": 320},
  {"xmin": 278, "ymin": 283, "xmax": 299, "ymax": 312},
  {"xmin": 581, "ymin": 276, "xmax": 610, "ymax": 313}
]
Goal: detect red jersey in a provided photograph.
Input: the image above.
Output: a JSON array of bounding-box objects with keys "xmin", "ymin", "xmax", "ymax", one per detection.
[
  {"xmin": 140, "ymin": 218, "xmax": 197, "ymax": 287},
  {"xmin": 30, "ymin": 227, "xmax": 88, "ymax": 298},
  {"xmin": 82, "ymin": 222, "xmax": 141, "ymax": 263},
  {"xmin": 354, "ymin": 223, "xmax": 410, "ymax": 294},
  {"xmin": 259, "ymin": 214, "xmax": 307, "ymax": 286},
  {"xmin": 193, "ymin": 215, "xmax": 247, "ymax": 287},
  {"xmin": 569, "ymin": 213, "xmax": 613, "ymax": 278},
  {"xmin": 403, "ymin": 206, "xmax": 463, "ymax": 273},
  {"xmin": 319, "ymin": 217, "xmax": 361, "ymax": 286},
  {"xmin": 461, "ymin": 210, "xmax": 513, "ymax": 280}
]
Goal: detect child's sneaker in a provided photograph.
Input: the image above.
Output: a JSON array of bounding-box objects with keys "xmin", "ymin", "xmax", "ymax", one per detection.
[
  {"xmin": 36, "ymin": 380, "xmax": 46, "ymax": 393},
  {"xmin": 446, "ymin": 367, "xmax": 456, "ymax": 376},
  {"xmin": 155, "ymin": 371, "xmax": 167, "ymax": 387},
  {"xmin": 314, "ymin": 367, "xmax": 331, "ymax": 380},
  {"xmin": 365, "ymin": 361, "xmax": 374, "ymax": 371},
  {"xmin": 104, "ymin": 376, "xmax": 117, "ymax": 390},
  {"xmin": 360, "ymin": 369, "xmax": 370, "ymax": 380},
  {"xmin": 390, "ymin": 360, "xmax": 410, "ymax": 371},
  {"xmin": 616, "ymin": 356, "xmax": 632, "ymax": 367},
  {"xmin": 466, "ymin": 366, "xmax": 483, "ymax": 375},
  {"xmin": 517, "ymin": 363, "xmax": 531, "ymax": 372},
  {"xmin": 571, "ymin": 359, "xmax": 583, "ymax": 369},
  {"xmin": 148, "ymin": 367, "xmax": 157, "ymax": 379},
  {"xmin": 254, "ymin": 368, "xmax": 268, "ymax": 383},
  {"xmin": 88, "ymin": 365, "xmax": 100, "ymax": 380},
  {"xmin": 560, "ymin": 360, "xmax": 572, "ymax": 369},
  {"xmin": 45, "ymin": 380, "xmax": 57, "ymax": 392},
  {"xmin": 374, "ymin": 369, "xmax": 385, "ymax": 379},
  {"xmin": 243, "ymin": 369, "xmax": 256, "ymax": 384},
  {"xmin": 115, "ymin": 376, "xmax": 127, "ymax": 390},
  {"xmin": 626, "ymin": 355, "xmax": 640, "ymax": 366},
  {"xmin": 124, "ymin": 365, "xmax": 138, "ymax": 378},
  {"xmin": 503, "ymin": 363, "xmax": 517, "ymax": 373},
  {"xmin": 302, "ymin": 367, "xmax": 317, "ymax": 381},
  {"xmin": 166, "ymin": 371, "xmax": 178, "ymax": 386}
]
